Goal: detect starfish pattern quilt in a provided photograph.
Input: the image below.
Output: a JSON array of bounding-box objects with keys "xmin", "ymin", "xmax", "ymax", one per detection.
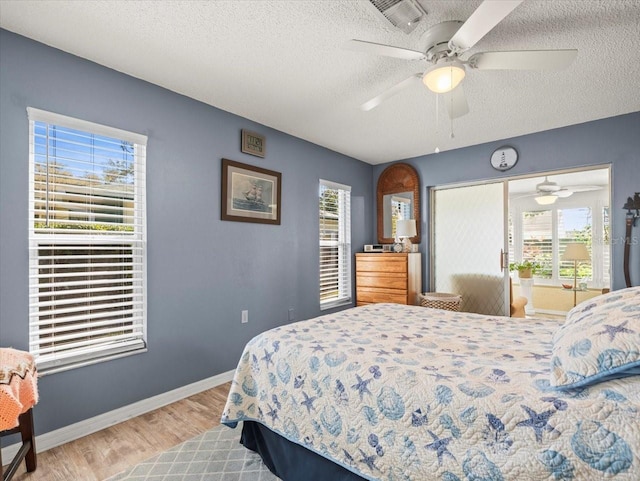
[{"xmin": 222, "ymin": 302, "xmax": 639, "ymax": 480}]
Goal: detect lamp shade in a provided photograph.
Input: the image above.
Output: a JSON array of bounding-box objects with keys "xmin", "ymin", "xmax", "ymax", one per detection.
[
  {"xmin": 561, "ymin": 243, "xmax": 590, "ymax": 261},
  {"xmin": 535, "ymin": 195, "xmax": 558, "ymax": 205},
  {"xmin": 396, "ymin": 219, "xmax": 417, "ymax": 238},
  {"xmin": 422, "ymin": 59, "xmax": 465, "ymax": 94}
]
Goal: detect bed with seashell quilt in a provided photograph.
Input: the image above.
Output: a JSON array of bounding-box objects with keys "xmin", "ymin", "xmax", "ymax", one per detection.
[{"xmin": 221, "ymin": 286, "xmax": 640, "ymax": 480}]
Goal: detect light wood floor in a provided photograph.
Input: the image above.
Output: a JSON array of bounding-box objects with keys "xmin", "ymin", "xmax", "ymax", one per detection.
[{"xmin": 4, "ymin": 382, "xmax": 232, "ymax": 481}]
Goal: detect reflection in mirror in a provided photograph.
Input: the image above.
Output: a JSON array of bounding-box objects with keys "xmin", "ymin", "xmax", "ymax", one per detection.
[
  {"xmin": 377, "ymin": 162, "xmax": 420, "ymax": 244},
  {"xmin": 507, "ymin": 167, "xmax": 611, "ymax": 294},
  {"xmin": 383, "ymin": 192, "xmax": 414, "ymax": 239}
]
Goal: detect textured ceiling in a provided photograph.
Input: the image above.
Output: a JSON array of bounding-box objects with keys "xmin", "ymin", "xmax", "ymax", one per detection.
[{"xmin": 1, "ymin": 0, "xmax": 639, "ymax": 164}]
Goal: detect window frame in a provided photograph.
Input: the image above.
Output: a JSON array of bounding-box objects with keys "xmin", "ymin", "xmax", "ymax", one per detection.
[
  {"xmin": 319, "ymin": 179, "xmax": 352, "ymax": 310},
  {"xmin": 510, "ymin": 195, "xmax": 609, "ymax": 288},
  {"xmin": 27, "ymin": 108, "xmax": 148, "ymax": 374}
]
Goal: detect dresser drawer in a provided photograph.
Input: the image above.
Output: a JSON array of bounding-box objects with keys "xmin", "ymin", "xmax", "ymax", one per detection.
[
  {"xmin": 356, "ymin": 258, "xmax": 408, "ymax": 274},
  {"xmin": 357, "ymin": 287, "xmax": 408, "ymax": 305},
  {"xmin": 356, "ymin": 274, "xmax": 407, "ymax": 290}
]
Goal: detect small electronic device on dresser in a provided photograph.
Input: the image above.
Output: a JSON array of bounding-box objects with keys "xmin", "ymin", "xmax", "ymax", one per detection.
[{"xmin": 364, "ymin": 244, "xmax": 392, "ymax": 253}]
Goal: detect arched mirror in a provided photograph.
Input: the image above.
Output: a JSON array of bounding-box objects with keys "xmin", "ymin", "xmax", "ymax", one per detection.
[{"xmin": 377, "ymin": 162, "xmax": 421, "ymax": 244}]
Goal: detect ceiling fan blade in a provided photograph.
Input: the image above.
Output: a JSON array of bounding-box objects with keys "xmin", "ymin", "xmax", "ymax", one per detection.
[
  {"xmin": 360, "ymin": 74, "xmax": 423, "ymax": 111},
  {"xmin": 513, "ymin": 192, "xmax": 537, "ymax": 200},
  {"xmin": 345, "ymin": 39, "xmax": 426, "ymax": 61},
  {"xmin": 469, "ymin": 49, "xmax": 578, "ymax": 70},
  {"xmin": 443, "ymin": 86, "xmax": 469, "ymax": 119},
  {"xmin": 554, "ymin": 189, "xmax": 573, "ymax": 198},
  {"xmin": 448, "ymin": 0, "xmax": 523, "ymax": 53},
  {"xmin": 564, "ymin": 185, "xmax": 603, "ymax": 193}
]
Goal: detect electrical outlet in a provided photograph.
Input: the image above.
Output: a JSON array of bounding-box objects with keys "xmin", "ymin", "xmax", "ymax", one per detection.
[
  {"xmin": 288, "ymin": 308, "xmax": 295, "ymax": 321},
  {"xmin": 241, "ymin": 310, "xmax": 248, "ymax": 323}
]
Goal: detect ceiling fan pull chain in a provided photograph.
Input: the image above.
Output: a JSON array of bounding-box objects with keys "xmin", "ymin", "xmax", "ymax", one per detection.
[
  {"xmin": 449, "ymin": 69, "xmax": 455, "ymax": 139},
  {"xmin": 436, "ymin": 93, "xmax": 439, "ymax": 134},
  {"xmin": 434, "ymin": 94, "xmax": 440, "ymax": 153}
]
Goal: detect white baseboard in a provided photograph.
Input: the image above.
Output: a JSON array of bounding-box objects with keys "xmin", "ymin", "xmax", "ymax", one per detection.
[{"xmin": 1, "ymin": 369, "xmax": 235, "ymax": 463}]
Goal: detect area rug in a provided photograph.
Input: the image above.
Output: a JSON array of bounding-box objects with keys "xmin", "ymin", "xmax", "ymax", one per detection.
[{"xmin": 107, "ymin": 422, "xmax": 280, "ymax": 481}]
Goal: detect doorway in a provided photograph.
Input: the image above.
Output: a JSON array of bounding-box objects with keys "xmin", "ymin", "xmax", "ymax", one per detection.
[
  {"xmin": 508, "ymin": 167, "xmax": 610, "ymax": 317},
  {"xmin": 431, "ymin": 166, "xmax": 611, "ymax": 318}
]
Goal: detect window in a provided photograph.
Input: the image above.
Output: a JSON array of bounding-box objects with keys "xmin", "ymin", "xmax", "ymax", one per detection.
[
  {"xmin": 602, "ymin": 207, "xmax": 611, "ymax": 286},
  {"xmin": 512, "ymin": 203, "xmax": 609, "ymax": 288},
  {"xmin": 558, "ymin": 207, "xmax": 592, "ymax": 280},
  {"xmin": 390, "ymin": 195, "xmax": 411, "ymax": 239},
  {"xmin": 319, "ymin": 180, "xmax": 351, "ymax": 309},
  {"xmin": 28, "ymin": 108, "xmax": 147, "ymax": 374},
  {"xmin": 521, "ymin": 210, "xmax": 553, "ymax": 279}
]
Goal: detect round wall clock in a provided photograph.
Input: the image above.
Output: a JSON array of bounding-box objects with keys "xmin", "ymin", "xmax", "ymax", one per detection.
[{"xmin": 490, "ymin": 146, "xmax": 518, "ymax": 171}]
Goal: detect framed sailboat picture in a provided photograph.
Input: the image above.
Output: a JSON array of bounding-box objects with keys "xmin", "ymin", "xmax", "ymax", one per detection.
[{"xmin": 221, "ymin": 159, "xmax": 281, "ymax": 225}]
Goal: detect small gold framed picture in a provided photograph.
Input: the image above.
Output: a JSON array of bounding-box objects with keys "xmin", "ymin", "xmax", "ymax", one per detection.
[{"xmin": 241, "ymin": 129, "xmax": 266, "ymax": 158}]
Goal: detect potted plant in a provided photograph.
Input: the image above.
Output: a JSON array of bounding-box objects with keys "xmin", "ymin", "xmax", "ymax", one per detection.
[{"xmin": 509, "ymin": 260, "xmax": 542, "ymax": 279}]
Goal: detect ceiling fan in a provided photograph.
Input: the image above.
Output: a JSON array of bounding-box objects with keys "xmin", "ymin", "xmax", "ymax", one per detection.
[
  {"xmin": 346, "ymin": 0, "xmax": 578, "ymax": 117},
  {"xmin": 519, "ymin": 177, "xmax": 602, "ymax": 205}
]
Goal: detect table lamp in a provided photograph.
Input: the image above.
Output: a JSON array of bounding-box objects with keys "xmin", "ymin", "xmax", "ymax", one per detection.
[
  {"xmin": 396, "ymin": 219, "xmax": 417, "ymax": 253},
  {"xmin": 561, "ymin": 242, "xmax": 590, "ymax": 306}
]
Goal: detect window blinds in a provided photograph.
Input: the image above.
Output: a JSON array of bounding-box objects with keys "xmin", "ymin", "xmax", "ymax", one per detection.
[
  {"xmin": 522, "ymin": 210, "xmax": 553, "ymax": 279},
  {"xmin": 27, "ymin": 108, "xmax": 147, "ymax": 373},
  {"xmin": 518, "ymin": 206, "xmax": 606, "ymax": 286},
  {"xmin": 319, "ymin": 180, "xmax": 352, "ymax": 309}
]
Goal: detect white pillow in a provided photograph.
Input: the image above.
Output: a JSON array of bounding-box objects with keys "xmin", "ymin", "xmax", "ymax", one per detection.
[{"xmin": 550, "ymin": 287, "xmax": 640, "ymax": 389}]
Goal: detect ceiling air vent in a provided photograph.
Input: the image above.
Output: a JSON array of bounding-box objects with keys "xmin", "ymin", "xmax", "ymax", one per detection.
[{"xmin": 368, "ymin": 0, "xmax": 427, "ymax": 34}]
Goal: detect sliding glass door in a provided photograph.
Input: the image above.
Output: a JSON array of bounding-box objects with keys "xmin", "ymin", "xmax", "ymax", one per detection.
[
  {"xmin": 431, "ymin": 166, "xmax": 610, "ymax": 318},
  {"xmin": 432, "ymin": 182, "xmax": 509, "ymax": 316},
  {"xmin": 507, "ymin": 167, "xmax": 610, "ymax": 314}
]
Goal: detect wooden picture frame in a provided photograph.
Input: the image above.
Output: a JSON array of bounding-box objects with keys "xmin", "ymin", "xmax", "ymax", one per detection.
[
  {"xmin": 377, "ymin": 162, "xmax": 420, "ymax": 244},
  {"xmin": 241, "ymin": 129, "xmax": 266, "ymax": 158},
  {"xmin": 221, "ymin": 159, "xmax": 281, "ymax": 225}
]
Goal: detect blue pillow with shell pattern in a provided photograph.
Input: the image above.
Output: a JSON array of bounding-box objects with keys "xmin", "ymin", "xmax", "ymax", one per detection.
[{"xmin": 550, "ymin": 286, "xmax": 640, "ymax": 390}]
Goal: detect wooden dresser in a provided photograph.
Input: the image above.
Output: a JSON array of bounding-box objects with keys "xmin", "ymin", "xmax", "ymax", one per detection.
[{"xmin": 355, "ymin": 253, "xmax": 422, "ymax": 306}]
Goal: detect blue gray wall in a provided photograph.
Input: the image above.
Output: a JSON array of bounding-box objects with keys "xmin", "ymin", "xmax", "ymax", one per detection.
[
  {"xmin": 373, "ymin": 112, "xmax": 640, "ymax": 292},
  {"xmin": 0, "ymin": 30, "xmax": 373, "ymax": 437},
  {"xmin": 2, "ymin": 27, "xmax": 639, "ymax": 443}
]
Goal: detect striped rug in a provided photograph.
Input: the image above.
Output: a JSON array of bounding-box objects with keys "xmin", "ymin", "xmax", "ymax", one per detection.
[{"xmin": 108, "ymin": 422, "xmax": 280, "ymax": 481}]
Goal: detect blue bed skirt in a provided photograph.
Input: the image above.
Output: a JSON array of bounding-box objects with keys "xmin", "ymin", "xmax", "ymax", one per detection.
[{"xmin": 241, "ymin": 421, "xmax": 367, "ymax": 481}]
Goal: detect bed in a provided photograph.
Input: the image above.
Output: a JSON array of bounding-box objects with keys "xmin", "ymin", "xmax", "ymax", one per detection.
[{"xmin": 221, "ymin": 286, "xmax": 640, "ymax": 480}]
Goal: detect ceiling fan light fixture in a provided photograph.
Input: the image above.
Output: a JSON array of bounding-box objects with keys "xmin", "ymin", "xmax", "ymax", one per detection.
[
  {"xmin": 423, "ymin": 59, "xmax": 466, "ymax": 93},
  {"xmin": 535, "ymin": 194, "xmax": 558, "ymax": 205}
]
